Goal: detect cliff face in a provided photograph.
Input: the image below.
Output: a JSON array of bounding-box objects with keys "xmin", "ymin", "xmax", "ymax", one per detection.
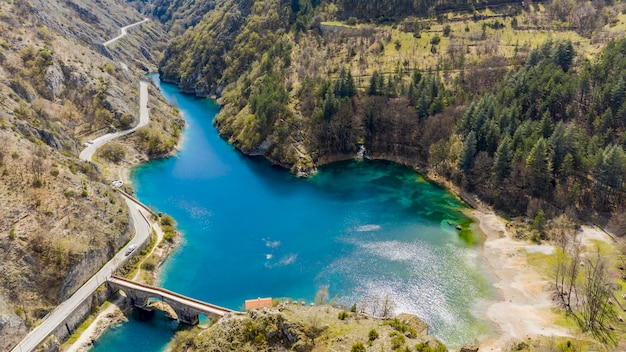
[{"xmin": 0, "ymin": 0, "xmax": 179, "ymax": 349}]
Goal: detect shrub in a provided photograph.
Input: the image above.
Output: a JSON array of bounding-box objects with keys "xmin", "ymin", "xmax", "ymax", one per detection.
[
  {"xmin": 98, "ymin": 142, "xmax": 126, "ymax": 163},
  {"xmin": 443, "ymin": 25, "xmax": 451, "ymax": 37},
  {"xmin": 384, "ymin": 318, "xmax": 418, "ymax": 338},
  {"xmin": 160, "ymin": 214, "xmax": 175, "ymax": 227},
  {"xmin": 50, "ymin": 169, "xmax": 59, "ymax": 176},
  {"xmin": 338, "ymin": 311, "xmax": 349, "ymax": 320},
  {"xmin": 368, "ymin": 329, "xmax": 379, "ymax": 341},
  {"xmin": 391, "ymin": 333, "xmax": 405, "ymax": 350},
  {"xmin": 415, "ymin": 341, "xmax": 447, "ymax": 352},
  {"xmin": 163, "ymin": 231, "xmax": 175, "ymax": 242},
  {"xmin": 430, "ymin": 35, "xmax": 441, "ymax": 45},
  {"xmin": 351, "ymin": 342, "xmax": 366, "ymax": 352},
  {"xmin": 141, "ymin": 258, "xmax": 157, "ymax": 271},
  {"xmin": 350, "ymin": 303, "xmax": 357, "ymax": 313}
]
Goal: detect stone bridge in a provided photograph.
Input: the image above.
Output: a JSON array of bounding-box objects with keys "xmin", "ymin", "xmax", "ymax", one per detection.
[{"xmin": 107, "ymin": 275, "xmax": 234, "ymax": 324}]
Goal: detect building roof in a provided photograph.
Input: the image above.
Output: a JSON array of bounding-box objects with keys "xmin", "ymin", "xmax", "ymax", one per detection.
[{"xmin": 245, "ymin": 297, "xmax": 273, "ymax": 310}]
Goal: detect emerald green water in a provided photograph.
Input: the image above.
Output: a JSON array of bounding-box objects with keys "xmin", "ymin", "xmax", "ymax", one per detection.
[{"xmin": 90, "ymin": 76, "xmax": 493, "ymax": 351}]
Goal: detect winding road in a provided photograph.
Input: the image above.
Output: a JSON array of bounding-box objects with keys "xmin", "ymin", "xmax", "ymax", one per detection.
[
  {"xmin": 103, "ymin": 18, "xmax": 149, "ymax": 47},
  {"xmin": 79, "ymin": 80, "xmax": 149, "ymax": 162},
  {"xmin": 11, "ymin": 18, "xmax": 154, "ymax": 352}
]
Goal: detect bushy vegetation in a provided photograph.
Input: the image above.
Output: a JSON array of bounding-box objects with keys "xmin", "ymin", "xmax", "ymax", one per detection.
[
  {"xmin": 351, "ymin": 342, "xmax": 366, "ymax": 352},
  {"xmin": 160, "ymin": 0, "xmax": 626, "ymax": 227},
  {"xmin": 97, "ymin": 142, "xmax": 126, "ymax": 163},
  {"xmin": 384, "ymin": 317, "xmax": 418, "ymax": 338},
  {"xmin": 160, "ymin": 214, "xmax": 177, "ymax": 242}
]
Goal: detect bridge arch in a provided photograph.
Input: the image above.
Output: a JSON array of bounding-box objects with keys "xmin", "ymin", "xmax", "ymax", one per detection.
[{"xmin": 106, "ymin": 275, "xmax": 234, "ymax": 325}]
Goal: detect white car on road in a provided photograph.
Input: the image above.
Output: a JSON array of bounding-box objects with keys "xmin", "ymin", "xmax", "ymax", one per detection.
[{"xmin": 125, "ymin": 244, "xmax": 137, "ymax": 256}]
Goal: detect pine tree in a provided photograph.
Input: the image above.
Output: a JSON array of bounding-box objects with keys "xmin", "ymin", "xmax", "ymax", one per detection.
[
  {"xmin": 493, "ymin": 136, "xmax": 512, "ymax": 181},
  {"xmin": 458, "ymin": 131, "xmax": 477, "ymax": 171},
  {"xmin": 554, "ymin": 40, "xmax": 574, "ymax": 72},
  {"xmin": 386, "ymin": 75, "xmax": 396, "ymax": 97},
  {"xmin": 368, "ymin": 71, "xmax": 379, "ymax": 96},
  {"xmin": 345, "ymin": 69, "xmax": 356, "ymax": 97},
  {"xmin": 526, "ymin": 138, "xmax": 553, "ymax": 197},
  {"xmin": 597, "ymin": 145, "xmax": 626, "ymax": 189}
]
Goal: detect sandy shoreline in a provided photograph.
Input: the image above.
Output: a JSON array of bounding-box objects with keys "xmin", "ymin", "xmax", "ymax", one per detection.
[{"xmin": 471, "ymin": 209, "xmax": 573, "ymax": 350}]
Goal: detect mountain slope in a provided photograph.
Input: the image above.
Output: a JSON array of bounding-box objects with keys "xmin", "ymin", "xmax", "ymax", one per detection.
[
  {"xmin": 0, "ymin": 1, "xmax": 180, "ymax": 349},
  {"xmin": 156, "ymin": 0, "xmax": 626, "ymax": 224}
]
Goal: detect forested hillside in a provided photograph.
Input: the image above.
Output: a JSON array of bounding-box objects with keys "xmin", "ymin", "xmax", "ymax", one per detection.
[{"xmin": 157, "ymin": 0, "xmax": 626, "ymax": 229}]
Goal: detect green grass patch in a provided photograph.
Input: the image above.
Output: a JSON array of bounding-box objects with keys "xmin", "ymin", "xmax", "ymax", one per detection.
[
  {"xmin": 320, "ymin": 21, "xmax": 360, "ymax": 29},
  {"xmin": 526, "ymin": 251, "xmax": 554, "ymax": 277},
  {"xmin": 64, "ymin": 314, "xmax": 96, "ymax": 345}
]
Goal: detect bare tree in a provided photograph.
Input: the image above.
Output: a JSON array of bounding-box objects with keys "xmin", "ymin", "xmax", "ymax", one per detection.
[
  {"xmin": 314, "ymin": 286, "xmax": 329, "ymax": 305},
  {"xmin": 575, "ymin": 250, "xmax": 618, "ymax": 345},
  {"xmin": 552, "ymin": 216, "xmax": 580, "ymax": 310},
  {"xmin": 380, "ymin": 294, "xmax": 396, "ymax": 319}
]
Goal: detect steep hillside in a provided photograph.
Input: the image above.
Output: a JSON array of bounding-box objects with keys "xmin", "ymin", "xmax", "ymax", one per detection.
[
  {"xmin": 0, "ymin": 0, "xmax": 180, "ymax": 349},
  {"xmin": 128, "ymin": 0, "xmax": 218, "ymax": 36},
  {"xmin": 157, "ymin": 0, "xmax": 626, "ymax": 225}
]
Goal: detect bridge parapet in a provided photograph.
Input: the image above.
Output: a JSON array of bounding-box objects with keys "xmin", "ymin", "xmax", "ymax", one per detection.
[{"xmin": 107, "ymin": 276, "xmax": 233, "ymax": 325}]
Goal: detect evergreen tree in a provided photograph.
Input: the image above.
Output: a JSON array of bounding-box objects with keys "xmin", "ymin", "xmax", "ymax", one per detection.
[
  {"xmin": 560, "ymin": 153, "xmax": 575, "ymax": 179},
  {"xmin": 407, "ymin": 83, "xmax": 415, "ymax": 105},
  {"xmin": 554, "ymin": 40, "xmax": 574, "ymax": 72},
  {"xmin": 459, "ymin": 131, "xmax": 477, "ymax": 171},
  {"xmin": 386, "ymin": 75, "xmax": 397, "ymax": 97},
  {"xmin": 368, "ymin": 71, "xmax": 379, "ymax": 96},
  {"xmin": 322, "ymin": 90, "xmax": 338, "ymax": 119},
  {"xmin": 335, "ymin": 67, "xmax": 357, "ymax": 98},
  {"xmin": 345, "ymin": 69, "xmax": 356, "ymax": 97},
  {"xmin": 526, "ymin": 138, "xmax": 553, "ymax": 197},
  {"xmin": 597, "ymin": 145, "xmax": 626, "ymax": 189},
  {"xmin": 412, "ymin": 69, "xmax": 422, "ymax": 86},
  {"xmin": 493, "ymin": 136, "xmax": 512, "ymax": 181}
]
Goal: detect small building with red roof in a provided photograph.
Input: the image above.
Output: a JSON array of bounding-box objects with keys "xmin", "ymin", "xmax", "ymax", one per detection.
[{"xmin": 244, "ymin": 297, "xmax": 273, "ymax": 310}]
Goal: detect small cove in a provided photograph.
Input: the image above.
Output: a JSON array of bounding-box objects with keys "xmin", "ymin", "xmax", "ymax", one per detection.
[{"xmin": 90, "ymin": 75, "xmax": 494, "ymax": 351}]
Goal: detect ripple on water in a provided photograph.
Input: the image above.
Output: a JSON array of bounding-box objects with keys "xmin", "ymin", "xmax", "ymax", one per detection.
[
  {"xmin": 355, "ymin": 224, "xmax": 381, "ymax": 232},
  {"xmin": 321, "ymin": 238, "xmax": 491, "ymax": 346}
]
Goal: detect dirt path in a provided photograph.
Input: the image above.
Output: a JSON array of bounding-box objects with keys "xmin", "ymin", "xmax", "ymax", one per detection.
[{"xmin": 474, "ymin": 210, "xmax": 573, "ymax": 350}]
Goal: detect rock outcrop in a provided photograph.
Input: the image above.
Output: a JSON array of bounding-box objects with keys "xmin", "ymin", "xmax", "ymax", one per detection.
[{"xmin": 180, "ymin": 305, "xmax": 447, "ymax": 352}]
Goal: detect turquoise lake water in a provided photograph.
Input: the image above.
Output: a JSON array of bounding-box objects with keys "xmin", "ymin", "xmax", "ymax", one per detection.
[{"xmin": 90, "ymin": 76, "xmax": 494, "ymax": 351}]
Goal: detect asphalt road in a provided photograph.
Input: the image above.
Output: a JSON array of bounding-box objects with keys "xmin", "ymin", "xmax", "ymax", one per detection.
[
  {"xmin": 103, "ymin": 18, "xmax": 149, "ymax": 47},
  {"xmin": 79, "ymin": 80, "xmax": 149, "ymax": 162},
  {"xmin": 10, "ymin": 196, "xmax": 152, "ymax": 352},
  {"xmin": 11, "ymin": 19, "xmax": 154, "ymax": 352}
]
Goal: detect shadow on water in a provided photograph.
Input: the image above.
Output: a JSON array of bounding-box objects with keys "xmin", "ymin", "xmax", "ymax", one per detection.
[{"xmin": 90, "ymin": 309, "xmax": 189, "ymax": 352}]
